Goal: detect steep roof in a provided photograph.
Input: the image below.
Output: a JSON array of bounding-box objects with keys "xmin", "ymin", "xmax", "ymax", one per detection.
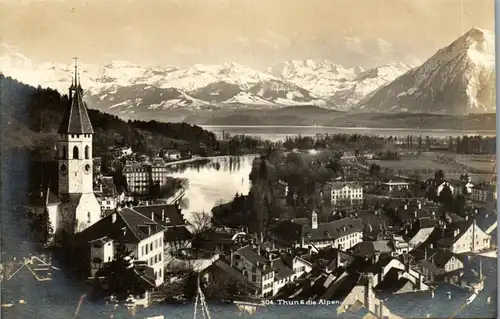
[
  {"xmin": 76, "ymin": 208, "xmax": 165, "ymax": 244},
  {"xmin": 132, "ymin": 204, "xmax": 185, "ymax": 227},
  {"xmin": 272, "ymin": 217, "xmax": 364, "ymax": 243},
  {"xmin": 58, "ymin": 83, "xmax": 94, "ymax": 134}
]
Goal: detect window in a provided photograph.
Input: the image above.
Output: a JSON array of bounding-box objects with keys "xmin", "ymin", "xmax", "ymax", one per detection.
[
  {"xmin": 73, "ymin": 146, "xmax": 79, "ymax": 159},
  {"xmin": 85, "ymin": 146, "xmax": 90, "ymax": 159},
  {"xmin": 252, "ymin": 275, "xmax": 257, "ymax": 282},
  {"xmin": 62, "ymin": 146, "xmax": 67, "ymax": 159}
]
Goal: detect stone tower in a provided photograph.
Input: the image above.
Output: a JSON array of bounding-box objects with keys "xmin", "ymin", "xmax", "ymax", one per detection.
[{"xmin": 56, "ymin": 58, "xmax": 101, "ymax": 235}]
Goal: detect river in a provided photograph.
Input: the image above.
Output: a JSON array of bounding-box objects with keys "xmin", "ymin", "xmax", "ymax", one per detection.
[{"xmin": 201, "ymin": 125, "xmax": 496, "ymax": 141}]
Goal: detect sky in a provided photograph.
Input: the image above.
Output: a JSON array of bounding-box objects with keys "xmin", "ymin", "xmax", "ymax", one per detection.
[{"xmin": 0, "ymin": 0, "xmax": 495, "ymax": 70}]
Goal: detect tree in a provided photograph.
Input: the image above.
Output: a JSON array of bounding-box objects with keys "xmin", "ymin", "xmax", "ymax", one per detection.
[
  {"xmin": 190, "ymin": 211, "xmax": 213, "ymax": 235},
  {"xmin": 94, "ymin": 242, "xmax": 148, "ymax": 302},
  {"xmin": 369, "ymin": 164, "xmax": 381, "ymax": 177},
  {"xmin": 438, "ymin": 185, "xmax": 454, "ymax": 211},
  {"xmin": 434, "ymin": 169, "xmax": 445, "ymax": 182},
  {"xmin": 30, "ymin": 208, "xmax": 54, "ymax": 246}
]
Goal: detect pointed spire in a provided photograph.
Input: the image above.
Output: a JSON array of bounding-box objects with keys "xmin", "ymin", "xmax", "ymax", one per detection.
[
  {"xmin": 58, "ymin": 57, "xmax": 94, "ymax": 134},
  {"xmin": 74, "ymin": 57, "xmax": 78, "ymax": 87}
]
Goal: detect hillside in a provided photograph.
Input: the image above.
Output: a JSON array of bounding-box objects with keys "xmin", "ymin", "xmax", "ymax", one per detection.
[
  {"xmin": 355, "ymin": 28, "xmax": 495, "ymax": 114},
  {"xmin": 184, "ymin": 106, "xmax": 496, "ymax": 130},
  {"xmin": 0, "ymin": 75, "xmax": 219, "ymax": 158}
]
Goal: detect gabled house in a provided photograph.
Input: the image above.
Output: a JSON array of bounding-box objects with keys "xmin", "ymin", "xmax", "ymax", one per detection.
[
  {"xmin": 412, "ymin": 249, "xmax": 464, "ymax": 284},
  {"xmin": 75, "ymin": 207, "xmax": 166, "ymax": 287},
  {"xmin": 402, "ymin": 217, "xmax": 437, "ymax": 251},
  {"xmin": 94, "ymin": 176, "xmax": 124, "ymax": 213},
  {"xmin": 270, "ymin": 212, "xmax": 363, "ymax": 252},
  {"xmin": 132, "ymin": 204, "xmax": 193, "ymax": 256},
  {"xmin": 436, "ymin": 219, "xmax": 491, "ymax": 254},
  {"xmin": 228, "ymin": 244, "xmax": 313, "ymax": 298}
]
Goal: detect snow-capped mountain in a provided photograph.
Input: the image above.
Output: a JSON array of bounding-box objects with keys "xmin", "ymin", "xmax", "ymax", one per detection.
[
  {"xmin": 86, "ymin": 84, "xmax": 209, "ymax": 112},
  {"xmin": 269, "ymin": 59, "xmax": 413, "ymax": 108},
  {"xmin": 355, "ymin": 28, "xmax": 495, "ymax": 114},
  {"xmin": 328, "ymin": 62, "xmax": 416, "ymax": 108}
]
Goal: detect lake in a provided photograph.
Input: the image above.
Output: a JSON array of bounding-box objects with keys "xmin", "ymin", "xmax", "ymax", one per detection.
[
  {"xmin": 167, "ymin": 155, "xmax": 257, "ymax": 222},
  {"xmin": 202, "ymin": 125, "xmax": 497, "ymax": 141}
]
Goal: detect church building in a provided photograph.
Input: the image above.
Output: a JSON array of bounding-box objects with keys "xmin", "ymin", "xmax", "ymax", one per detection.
[{"xmin": 28, "ymin": 61, "xmax": 102, "ymax": 243}]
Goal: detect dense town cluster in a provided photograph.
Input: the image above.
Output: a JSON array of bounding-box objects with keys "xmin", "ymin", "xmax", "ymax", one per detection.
[{"xmin": 2, "ymin": 72, "xmax": 497, "ymax": 315}]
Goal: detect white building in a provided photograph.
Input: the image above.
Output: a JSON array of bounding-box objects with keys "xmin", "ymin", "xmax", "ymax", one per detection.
[
  {"xmin": 271, "ymin": 212, "xmax": 364, "ymax": 252},
  {"xmin": 437, "ymin": 219, "xmax": 491, "ymax": 254},
  {"xmin": 327, "ymin": 182, "xmax": 363, "ymax": 204},
  {"xmin": 77, "ymin": 208, "xmax": 166, "ymax": 287}
]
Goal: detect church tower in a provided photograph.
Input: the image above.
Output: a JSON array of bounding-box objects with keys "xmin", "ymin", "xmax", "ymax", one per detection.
[
  {"xmin": 56, "ymin": 58, "xmax": 101, "ymax": 235},
  {"xmin": 58, "ymin": 60, "xmax": 94, "ymax": 194}
]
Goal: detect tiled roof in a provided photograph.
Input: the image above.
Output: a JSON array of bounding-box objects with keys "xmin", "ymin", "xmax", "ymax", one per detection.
[
  {"xmin": 133, "ymin": 204, "xmax": 185, "ymax": 227},
  {"xmin": 272, "ymin": 218, "xmax": 363, "ymax": 243},
  {"xmin": 76, "ymin": 208, "xmax": 165, "ymax": 244},
  {"xmin": 100, "ymin": 176, "xmax": 118, "ymax": 196},
  {"xmin": 58, "ymin": 86, "xmax": 94, "ymax": 134},
  {"xmin": 352, "ymin": 241, "xmax": 392, "ymax": 259},
  {"xmin": 431, "ymin": 250, "xmax": 458, "ymax": 269},
  {"xmin": 272, "ymin": 258, "xmax": 295, "ymax": 280},
  {"xmin": 236, "ymin": 245, "xmax": 268, "ymax": 266},
  {"xmin": 164, "ymin": 226, "xmax": 193, "ymax": 242},
  {"xmin": 476, "ymin": 210, "xmax": 497, "ymax": 231},
  {"xmin": 327, "ymin": 181, "xmax": 362, "ymax": 190}
]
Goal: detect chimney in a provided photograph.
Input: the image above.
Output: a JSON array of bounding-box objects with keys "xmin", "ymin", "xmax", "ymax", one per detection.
[
  {"xmin": 414, "ymin": 210, "xmax": 418, "ymax": 218},
  {"xmin": 112, "ymin": 213, "xmax": 117, "ymax": 223},
  {"xmin": 151, "ymin": 212, "xmax": 154, "ymax": 221},
  {"xmin": 230, "ymin": 250, "xmax": 234, "ymax": 267},
  {"xmin": 404, "ymin": 204, "xmax": 408, "ymax": 210},
  {"xmin": 424, "ymin": 248, "xmax": 428, "ymax": 260},
  {"xmin": 429, "ymin": 244, "xmax": 433, "ymax": 249},
  {"xmin": 301, "ymin": 236, "xmax": 305, "ymax": 248},
  {"xmin": 162, "ymin": 209, "xmax": 165, "ymax": 221},
  {"xmin": 257, "ymin": 245, "xmax": 261, "ymax": 256},
  {"xmin": 418, "ymin": 201, "xmax": 422, "ymax": 209}
]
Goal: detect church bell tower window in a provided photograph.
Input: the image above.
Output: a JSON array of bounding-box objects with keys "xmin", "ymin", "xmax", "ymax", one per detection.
[
  {"xmin": 85, "ymin": 146, "xmax": 89, "ymax": 159},
  {"xmin": 73, "ymin": 146, "xmax": 79, "ymax": 159}
]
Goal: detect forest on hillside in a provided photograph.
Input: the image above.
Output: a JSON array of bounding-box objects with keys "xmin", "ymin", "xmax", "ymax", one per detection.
[{"xmin": 1, "ymin": 75, "xmax": 219, "ymax": 159}]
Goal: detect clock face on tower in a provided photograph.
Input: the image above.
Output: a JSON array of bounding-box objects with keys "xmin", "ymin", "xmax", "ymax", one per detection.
[
  {"xmin": 84, "ymin": 163, "xmax": 91, "ymax": 175},
  {"xmin": 60, "ymin": 163, "xmax": 68, "ymax": 175}
]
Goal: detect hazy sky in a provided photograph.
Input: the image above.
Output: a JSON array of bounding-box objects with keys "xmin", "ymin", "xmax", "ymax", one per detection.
[{"xmin": 0, "ymin": 0, "xmax": 494, "ymax": 69}]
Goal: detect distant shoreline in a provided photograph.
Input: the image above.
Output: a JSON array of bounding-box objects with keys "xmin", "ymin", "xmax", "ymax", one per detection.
[{"xmin": 201, "ymin": 125, "xmax": 496, "ymax": 133}]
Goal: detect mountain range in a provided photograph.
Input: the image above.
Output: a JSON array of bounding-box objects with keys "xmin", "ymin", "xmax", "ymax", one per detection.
[{"xmin": 0, "ymin": 27, "xmax": 495, "ymax": 119}]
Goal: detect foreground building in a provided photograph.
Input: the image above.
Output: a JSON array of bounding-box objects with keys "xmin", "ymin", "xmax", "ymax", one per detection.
[{"xmin": 76, "ymin": 207, "xmax": 166, "ymax": 287}]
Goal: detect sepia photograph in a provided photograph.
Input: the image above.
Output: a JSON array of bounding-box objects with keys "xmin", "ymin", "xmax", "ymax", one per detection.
[{"xmin": 0, "ymin": 0, "xmax": 497, "ymax": 318}]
